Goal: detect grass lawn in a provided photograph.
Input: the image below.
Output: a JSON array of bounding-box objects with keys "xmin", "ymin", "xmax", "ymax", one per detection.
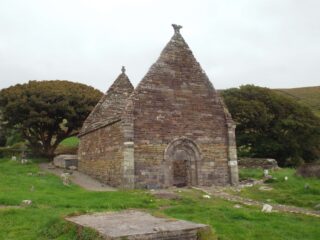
[
  {"xmin": 59, "ymin": 137, "xmax": 79, "ymax": 148},
  {"xmin": 0, "ymin": 158, "xmax": 320, "ymax": 240},
  {"xmin": 238, "ymin": 168, "xmax": 320, "ymax": 209},
  {"xmin": 55, "ymin": 137, "xmax": 79, "ymax": 155}
]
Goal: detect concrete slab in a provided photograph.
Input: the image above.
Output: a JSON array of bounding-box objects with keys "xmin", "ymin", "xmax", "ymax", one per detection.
[{"xmin": 66, "ymin": 210, "xmax": 209, "ymax": 240}]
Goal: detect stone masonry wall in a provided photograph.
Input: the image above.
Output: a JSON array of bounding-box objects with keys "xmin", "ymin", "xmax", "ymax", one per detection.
[
  {"xmin": 133, "ymin": 143, "xmax": 229, "ymax": 189},
  {"xmin": 127, "ymin": 27, "xmax": 233, "ymax": 189},
  {"xmin": 238, "ymin": 157, "xmax": 278, "ymax": 169},
  {"xmin": 78, "ymin": 121, "xmax": 124, "ymax": 187}
]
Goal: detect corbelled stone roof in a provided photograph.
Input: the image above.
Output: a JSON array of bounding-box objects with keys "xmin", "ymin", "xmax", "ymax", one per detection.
[
  {"xmin": 79, "ymin": 67, "xmax": 134, "ymax": 136},
  {"xmin": 124, "ymin": 24, "xmax": 234, "ymax": 138},
  {"xmin": 133, "ymin": 24, "xmax": 216, "ymax": 93}
]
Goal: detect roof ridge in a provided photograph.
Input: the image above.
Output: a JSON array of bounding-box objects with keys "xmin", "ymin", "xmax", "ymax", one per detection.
[{"xmin": 80, "ymin": 67, "xmax": 134, "ymax": 136}]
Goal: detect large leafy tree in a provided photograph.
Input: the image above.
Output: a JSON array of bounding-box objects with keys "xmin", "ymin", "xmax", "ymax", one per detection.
[
  {"xmin": 0, "ymin": 80, "xmax": 102, "ymax": 158},
  {"xmin": 221, "ymin": 85, "xmax": 320, "ymax": 166},
  {"xmin": 0, "ymin": 111, "xmax": 6, "ymax": 146}
]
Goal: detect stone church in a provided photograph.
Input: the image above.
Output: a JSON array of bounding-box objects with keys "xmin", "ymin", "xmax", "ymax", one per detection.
[{"xmin": 78, "ymin": 24, "xmax": 239, "ymax": 189}]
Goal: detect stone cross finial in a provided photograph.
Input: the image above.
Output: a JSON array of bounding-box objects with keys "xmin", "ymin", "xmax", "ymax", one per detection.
[
  {"xmin": 172, "ymin": 24, "xmax": 182, "ymax": 34},
  {"xmin": 121, "ymin": 66, "xmax": 126, "ymax": 74}
]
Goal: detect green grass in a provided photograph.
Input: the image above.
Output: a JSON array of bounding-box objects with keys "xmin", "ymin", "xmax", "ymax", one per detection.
[
  {"xmin": 0, "ymin": 158, "xmax": 320, "ymax": 240},
  {"xmin": 164, "ymin": 190, "xmax": 320, "ymax": 240},
  {"xmin": 274, "ymin": 86, "xmax": 320, "ymax": 117},
  {"xmin": 237, "ymin": 168, "xmax": 320, "ymax": 209},
  {"xmin": 55, "ymin": 137, "xmax": 79, "ymax": 155},
  {"xmin": 0, "ymin": 158, "xmax": 156, "ymax": 240},
  {"xmin": 239, "ymin": 168, "xmax": 264, "ymax": 180},
  {"xmin": 59, "ymin": 137, "xmax": 79, "ymax": 148}
]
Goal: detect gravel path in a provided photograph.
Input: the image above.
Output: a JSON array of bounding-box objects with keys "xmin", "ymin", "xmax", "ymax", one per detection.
[
  {"xmin": 39, "ymin": 163, "xmax": 116, "ymax": 192},
  {"xmin": 197, "ymin": 186, "xmax": 320, "ymax": 218}
]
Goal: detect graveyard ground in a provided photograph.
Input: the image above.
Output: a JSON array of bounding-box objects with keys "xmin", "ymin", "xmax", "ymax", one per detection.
[
  {"xmin": 0, "ymin": 158, "xmax": 319, "ymax": 240},
  {"xmin": 235, "ymin": 168, "xmax": 320, "ymax": 209}
]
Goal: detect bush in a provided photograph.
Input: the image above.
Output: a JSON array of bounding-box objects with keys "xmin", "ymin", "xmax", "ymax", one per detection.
[
  {"xmin": 5, "ymin": 129, "xmax": 23, "ymax": 146},
  {"xmin": 222, "ymin": 85, "xmax": 320, "ymax": 167},
  {"xmin": 0, "ymin": 142, "xmax": 28, "ymax": 158},
  {"xmin": 0, "ymin": 142, "xmax": 30, "ymax": 157},
  {"xmin": 0, "ymin": 133, "xmax": 6, "ymax": 147}
]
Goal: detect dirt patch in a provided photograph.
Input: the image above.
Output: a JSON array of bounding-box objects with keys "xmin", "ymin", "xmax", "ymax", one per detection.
[
  {"xmin": 0, "ymin": 205, "xmax": 21, "ymax": 209},
  {"xmin": 151, "ymin": 191, "xmax": 182, "ymax": 200}
]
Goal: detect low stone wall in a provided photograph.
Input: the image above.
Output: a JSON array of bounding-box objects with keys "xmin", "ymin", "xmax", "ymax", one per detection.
[
  {"xmin": 297, "ymin": 163, "xmax": 320, "ymax": 179},
  {"xmin": 238, "ymin": 157, "xmax": 278, "ymax": 169},
  {"xmin": 53, "ymin": 154, "xmax": 78, "ymax": 169}
]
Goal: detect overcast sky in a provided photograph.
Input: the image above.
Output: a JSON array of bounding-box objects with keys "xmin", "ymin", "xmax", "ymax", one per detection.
[{"xmin": 0, "ymin": 0, "xmax": 319, "ymax": 92}]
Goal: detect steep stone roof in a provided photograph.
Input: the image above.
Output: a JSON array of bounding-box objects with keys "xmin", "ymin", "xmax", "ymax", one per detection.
[
  {"xmin": 125, "ymin": 24, "xmax": 234, "ymax": 140},
  {"xmin": 79, "ymin": 67, "xmax": 134, "ymax": 136},
  {"xmin": 133, "ymin": 24, "xmax": 217, "ymax": 94}
]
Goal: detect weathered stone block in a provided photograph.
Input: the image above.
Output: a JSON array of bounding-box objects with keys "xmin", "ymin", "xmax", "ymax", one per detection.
[
  {"xmin": 53, "ymin": 154, "xmax": 78, "ymax": 169},
  {"xmin": 66, "ymin": 210, "xmax": 210, "ymax": 240}
]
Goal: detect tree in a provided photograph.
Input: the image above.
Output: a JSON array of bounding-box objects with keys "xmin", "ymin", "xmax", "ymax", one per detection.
[
  {"xmin": 0, "ymin": 80, "xmax": 102, "ymax": 158},
  {"xmin": 221, "ymin": 85, "xmax": 320, "ymax": 166},
  {"xmin": 0, "ymin": 111, "xmax": 6, "ymax": 146}
]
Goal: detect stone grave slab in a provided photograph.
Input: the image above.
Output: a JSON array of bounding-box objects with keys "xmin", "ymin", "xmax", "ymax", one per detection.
[
  {"xmin": 53, "ymin": 154, "xmax": 78, "ymax": 169},
  {"xmin": 66, "ymin": 210, "xmax": 209, "ymax": 240}
]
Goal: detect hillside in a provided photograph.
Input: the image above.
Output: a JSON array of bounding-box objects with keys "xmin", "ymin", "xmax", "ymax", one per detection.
[{"xmin": 274, "ymin": 86, "xmax": 320, "ymax": 117}]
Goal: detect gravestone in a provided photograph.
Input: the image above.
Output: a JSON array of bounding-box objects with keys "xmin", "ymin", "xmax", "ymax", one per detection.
[
  {"xmin": 66, "ymin": 210, "xmax": 210, "ymax": 240},
  {"xmin": 53, "ymin": 154, "xmax": 78, "ymax": 169}
]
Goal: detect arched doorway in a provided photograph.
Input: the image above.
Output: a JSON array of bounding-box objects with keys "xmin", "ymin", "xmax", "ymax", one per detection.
[
  {"xmin": 163, "ymin": 138, "xmax": 201, "ymax": 187},
  {"xmin": 172, "ymin": 149, "xmax": 190, "ymax": 187}
]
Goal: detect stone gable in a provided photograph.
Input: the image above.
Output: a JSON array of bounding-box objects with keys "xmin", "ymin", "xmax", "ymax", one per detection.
[{"xmin": 79, "ymin": 68, "xmax": 133, "ymax": 136}]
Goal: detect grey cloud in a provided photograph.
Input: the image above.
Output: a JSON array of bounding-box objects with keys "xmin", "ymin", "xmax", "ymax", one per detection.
[{"xmin": 0, "ymin": 0, "xmax": 319, "ymax": 92}]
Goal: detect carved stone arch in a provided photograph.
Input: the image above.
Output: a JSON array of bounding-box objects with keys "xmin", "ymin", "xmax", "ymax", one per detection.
[{"xmin": 163, "ymin": 137, "xmax": 201, "ymax": 187}]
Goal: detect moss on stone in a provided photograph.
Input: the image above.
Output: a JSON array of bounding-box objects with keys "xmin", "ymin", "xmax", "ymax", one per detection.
[{"xmin": 197, "ymin": 227, "xmax": 217, "ymax": 240}]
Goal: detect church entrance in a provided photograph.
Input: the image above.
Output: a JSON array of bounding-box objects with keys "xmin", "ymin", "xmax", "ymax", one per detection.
[
  {"xmin": 172, "ymin": 150, "xmax": 190, "ymax": 187},
  {"xmin": 164, "ymin": 138, "xmax": 201, "ymax": 187}
]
